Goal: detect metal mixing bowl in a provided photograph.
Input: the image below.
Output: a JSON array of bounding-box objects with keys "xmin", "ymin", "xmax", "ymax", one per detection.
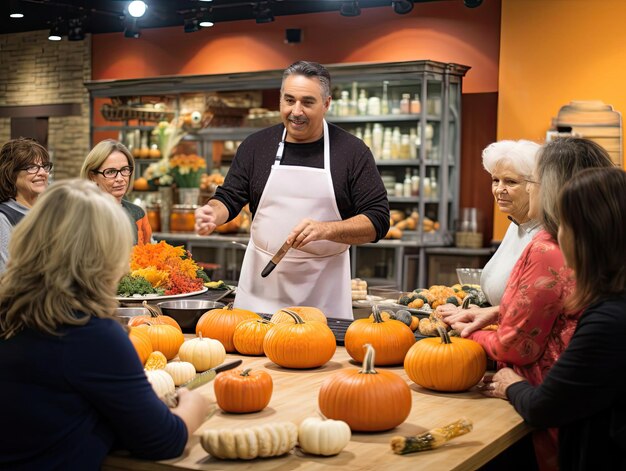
[
  {"xmin": 157, "ymin": 300, "xmax": 225, "ymax": 330},
  {"xmin": 115, "ymin": 306, "xmax": 149, "ymax": 325}
]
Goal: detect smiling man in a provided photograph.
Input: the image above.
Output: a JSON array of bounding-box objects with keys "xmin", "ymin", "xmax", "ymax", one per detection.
[{"xmin": 195, "ymin": 60, "xmax": 389, "ymax": 319}]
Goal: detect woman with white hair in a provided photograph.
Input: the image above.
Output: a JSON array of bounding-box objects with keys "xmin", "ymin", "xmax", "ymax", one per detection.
[
  {"xmin": 0, "ymin": 180, "xmax": 211, "ymax": 469},
  {"xmin": 439, "ymin": 140, "xmax": 541, "ymax": 322}
]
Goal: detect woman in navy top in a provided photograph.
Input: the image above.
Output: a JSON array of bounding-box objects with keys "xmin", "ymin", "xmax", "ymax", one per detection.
[{"xmin": 0, "ymin": 179, "xmax": 211, "ymax": 470}]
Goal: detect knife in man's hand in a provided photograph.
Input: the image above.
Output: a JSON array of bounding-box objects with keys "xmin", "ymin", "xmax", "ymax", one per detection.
[
  {"xmin": 261, "ymin": 239, "xmax": 292, "ymax": 277},
  {"xmin": 162, "ymin": 359, "xmax": 242, "ymax": 408}
]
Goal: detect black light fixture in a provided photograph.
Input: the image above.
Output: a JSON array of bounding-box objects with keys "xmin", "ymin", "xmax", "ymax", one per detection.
[
  {"xmin": 254, "ymin": 2, "xmax": 274, "ymax": 24},
  {"xmin": 199, "ymin": 10, "xmax": 214, "ymax": 28},
  {"xmin": 48, "ymin": 20, "xmax": 63, "ymax": 41},
  {"xmin": 183, "ymin": 13, "xmax": 200, "ymax": 33},
  {"xmin": 127, "ymin": 0, "xmax": 147, "ymax": 18},
  {"xmin": 463, "ymin": 0, "xmax": 483, "ymax": 7},
  {"xmin": 9, "ymin": 0, "xmax": 24, "ymax": 18},
  {"xmin": 67, "ymin": 17, "xmax": 85, "ymax": 41},
  {"xmin": 124, "ymin": 17, "xmax": 141, "ymax": 38},
  {"xmin": 392, "ymin": 0, "xmax": 414, "ymax": 15},
  {"xmin": 340, "ymin": 1, "xmax": 360, "ymax": 17}
]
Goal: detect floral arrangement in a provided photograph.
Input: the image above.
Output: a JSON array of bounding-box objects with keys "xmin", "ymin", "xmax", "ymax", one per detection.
[
  {"xmin": 117, "ymin": 241, "xmax": 209, "ymax": 297},
  {"xmin": 143, "ymin": 158, "xmax": 173, "ymax": 187},
  {"xmin": 170, "ymin": 153, "xmax": 206, "ymax": 188},
  {"xmin": 153, "ymin": 120, "xmax": 186, "ymax": 160}
]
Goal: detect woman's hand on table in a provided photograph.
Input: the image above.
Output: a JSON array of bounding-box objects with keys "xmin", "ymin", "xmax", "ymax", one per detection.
[
  {"xmin": 171, "ymin": 388, "xmax": 214, "ymax": 435},
  {"xmin": 478, "ymin": 368, "xmax": 525, "ymax": 400},
  {"xmin": 438, "ymin": 305, "xmax": 499, "ymax": 337}
]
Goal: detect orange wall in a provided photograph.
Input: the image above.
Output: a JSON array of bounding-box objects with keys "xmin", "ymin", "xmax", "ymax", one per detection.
[
  {"xmin": 494, "ymin": 0, "xmax": 626, "ymax": 239},
  {"xmin": 92, "ymin": 1, "xmax": 501, "ymax": 94}
]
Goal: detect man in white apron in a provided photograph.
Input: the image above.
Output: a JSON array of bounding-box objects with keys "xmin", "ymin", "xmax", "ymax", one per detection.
[{"xmin": 195, "ymin": 61, "xmax": 390, "ymax": 319}]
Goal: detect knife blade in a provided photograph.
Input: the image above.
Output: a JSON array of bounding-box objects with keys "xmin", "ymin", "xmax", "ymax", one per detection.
[
  {"xmin": 261, "ymin": 239, "xmax": 292, "ymax": 277},
  {"xmin": 162, "ymin": 359, "xmax": 242, "ymax": 408}
]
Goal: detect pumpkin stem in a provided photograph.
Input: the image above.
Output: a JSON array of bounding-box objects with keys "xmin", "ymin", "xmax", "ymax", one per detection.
[
  {"xmin": 226, "ymin": 302, "xmax": 234, "ymax": 311},
  {"xmin": 359, "ymin": 343, "xmax": 378, "ymax": 374},
  {"xmin": 281, "ymin": 309, "xmax": 305, "ymax": 324},
  {"xmin": 371, "ymin": 304, "xmax": 385, "ymax": 323},
  {"xmin": 198, "ymin": 332, "xmax": 204, "ymax": 341},
  {"xmin": 317, "ymin": 411, "xmax": 328, "ymax": 421},
  {"xmin": 436, "ymin": 326, "xmax": 452, "ymax": 344},
  {"xmin": 142, "ymin": 300, "xmax": 162, "ymax": 318},
  {"xmin": 240, "ymin": 368, "xmax": 252, "ymax": 377}
]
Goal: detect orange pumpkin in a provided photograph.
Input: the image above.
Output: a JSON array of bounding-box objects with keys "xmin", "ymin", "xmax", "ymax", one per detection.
[
  {"xmin": 128, "ymin": 327, "xmax": 152, "ymax": 365},
  {"xmin": 214, "ymin": 368, "xmax": 273, "ymax": 413},
  {"xmin": 232, "ymin": 318, "xmax": 274, "ymax": 355},
  {"xmin": 127, "ymin": 301, "xmax": 182, "ymax": 333},
  {"xmin": 319, "ymin": 344, "xmax": 411, "ymax": 432},
  {"xmin": 404, "ymin": 326, "xmax": 487, "ymax": 392},
  {"xmin": 196, "ymin": 303, "xmax": 259, "ymax": 353},
  {"xmin": 344, "ymin": 305, "xmax": 415, "ymax": 366},
  {"xmin": 140, "ymin": 323, "xmax": 184, "ymax": 360},
  {"xmin": 270, "ymin": 306, "xmax": 327, "ymax": 325},
  {"xmin": 263, "ymin": 310, "xmax": 336, "ymax": 369}
]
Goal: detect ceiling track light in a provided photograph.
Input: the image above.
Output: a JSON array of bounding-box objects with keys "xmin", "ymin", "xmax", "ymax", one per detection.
[
  {"xmin": 340, "ymin": 1, "xmax": 360, "ymax": 17},
  {"xmin": 124, "ymin": 17, "xmax": 141, "ymax": 38},
  {"xmin": 48, "ymin": 20, "xmax": 63, "ymax": 41},
  {"xmin": 199, "ymin": 10, "xmax": 214, "ymax": 28},
  {"xmin": 127, "ymin": 0, "xmax": 147, "ymax": 19},
  {"xmin": 183, "ymin": 13, "xmax": 200, "ymax": 33},
  {"xmin": 9, "ymin": 0, "xmax": 24, "ymax": 18},
  {"xmin": 463, "ymin": 0, "xmax": 483, "ymax": 7},
  {"xmin": 392, "ymin": 0, "xmax": 414, "ymax": 15},
  {"xmin": 254, "ymin": 2, "xmax": 274, "ymax": 24},
  {"xmin": 68, "ymin": 17, "xmax": 86, "ymax": 41}
]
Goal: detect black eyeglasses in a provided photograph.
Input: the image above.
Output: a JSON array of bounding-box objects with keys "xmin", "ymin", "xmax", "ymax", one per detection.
[
  {"xmin": 20, "ymin": 163, "xmax": 53, "ymax": 174},
  {"xmin": 92, "ymin": 166, "xmax": 133, "ymax": 179}
]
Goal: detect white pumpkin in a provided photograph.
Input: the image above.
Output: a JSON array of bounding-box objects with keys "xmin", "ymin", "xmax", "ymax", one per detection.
[
  {"xmin": 164, "ymin": 361, "xmax": 196, "ymax": 386},
  {"xmin": 298, "ymin": 416, "xmax": 351, "ymax": 456},
  {"xmin": 178, "ymin": 333, "xmax": 226, "ymax": 372},
  {"xmin": 145, "ymin": 369, "xmax": 175, "ymax": 398}
]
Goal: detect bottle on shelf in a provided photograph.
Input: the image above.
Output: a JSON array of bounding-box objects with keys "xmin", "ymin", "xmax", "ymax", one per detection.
[
  {"xmin": 354, "ymin": 127, "xmax": 363, "ymax": 141},
  {"xmin": 350, "ymin": 82, "xmax": 358, "ymax": 116},
  {"xmin": 357, "ymin": 89, "xmax": 368, "ymax": 115},
  {"xmin": 423, "ymin": 174, "xmax": 431, "ymax": 198},
  {"xmin": 363, "ymin": 124, "xmax": 373, "ymax": 148},
  {"xmin": 410, "ymin": 93, "xmax": 421, "ymax": 114},
  {"xmin": 367, "ymin": 96, "xmax": 381, "ymax": 116},
  {"xmin": 391, "ymin": 127, "xmax": 401, "ymax": 160},
  {"xmin": 372, "ymin": 123, "xmax": 383, "ymax": 160},
  {"xmin": 339, "ymin": 90, "xmax": 350, "ymax": 117},
  {"xmin": 400, "ymin": 133, "xmax": 411, "ymax": 160},
  {"xmin": 403, "ymin": 168, "xmax": 412, "ymax": 197},
  {"xmin": 429, "ymin": 169, "xmax": 438, "ymax": 197},
  {"xmin": 411, "ymin": 169, "xmax": 419, "ymax": 196},
  {"xmin": 409, "ymin": 128, "xmax": 418, "ymax": 159},
  {"xmin": 382, "ymin": 80, "xmax": 390, "ymax": 115},
  {"xmin": 382, "ymin": 127, "xmax": 392, "ymax": 160},
  {"xmin": 400, "ymin": 93, "xmax": 411, "ymax": 114}
]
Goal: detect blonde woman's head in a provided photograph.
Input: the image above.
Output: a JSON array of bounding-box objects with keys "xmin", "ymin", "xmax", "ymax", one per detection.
[
  {"xmin": 80, "ymin": 139, "xmax": 135, "ymax": 199},
  {"xmin": 0, "ymin": 179, "xmax": 133, "ymax": 338}
]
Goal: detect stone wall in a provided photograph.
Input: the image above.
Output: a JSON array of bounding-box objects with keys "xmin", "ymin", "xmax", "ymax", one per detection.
[{"xmin": 0, "ymin": 30, "xmax": 91, "ymax": 180}]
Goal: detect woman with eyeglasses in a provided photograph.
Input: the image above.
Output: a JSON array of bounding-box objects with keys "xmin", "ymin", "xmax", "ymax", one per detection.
[
  {"xmin": 80, "ymin": 139, "xmax": 152, "ymax": 245},
  {"xmin": 0, "ymin": 137, "xmax": 52, "ymax": 273},
  {"xmin": 445, "ymin": 138, "xmax": 615, "ymax": 471}
]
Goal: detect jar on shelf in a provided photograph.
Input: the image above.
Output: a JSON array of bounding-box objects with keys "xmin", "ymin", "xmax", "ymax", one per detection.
[
  {"xmin": 170, "ymin": 204, "xmax": 197, "ymax": 233},
  {"xmin": 400, "ymin": 93, "xmax": 411, "ymax": 114},
  {"xmin": 146, "ymin": 203, "xmax": 161, "ymax": 232}
]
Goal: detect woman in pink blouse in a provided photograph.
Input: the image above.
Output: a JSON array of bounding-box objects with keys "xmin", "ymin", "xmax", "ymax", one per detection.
[{"xmin": 443, "ymin": 137, "xmax": 614, "ymax": 471}]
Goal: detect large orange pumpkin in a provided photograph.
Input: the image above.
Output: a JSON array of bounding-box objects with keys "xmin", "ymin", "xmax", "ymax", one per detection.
[
  {"xmin": 263, "ymin": 310, "xmax": 336, "ymax": 369},
  {"xmin": 214, "ymin": 368, "xmax": 273, "ymax": 413},
  {"xmin": 196, "ymin": 303, "xmax": 259, "ymax": 352},
  {"xmin": 319, "ymin": 344, "xmax": 411, "ymax": 432},
  {"xmin": 270, "ymin": 306, "xmax": 327, "ymax": 325},
  {"xmin": 128, "ymin": 327, "xmax": 152, "ymax": 365},
  {"xmin": 404, "ymin": 326, "xmax": 487, "ymax": 392},
  {"xmin": 232, "ymin": 318, "xmax": 274, "ymax": 355},
  {"xmin": 127, "ymin": 301, "xmax": 182, "ymax": 332},
  {"xmin": 138, "ymin": 323, "xmax": 184, "ymax": 360},
  {"xmin": 344, "ymin": 305, "xmax": 415, "ymax": 366}
]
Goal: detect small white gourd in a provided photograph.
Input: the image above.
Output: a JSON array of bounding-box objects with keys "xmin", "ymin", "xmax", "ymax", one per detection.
[
  {"xmin": 145, "ymin": 369, "xmax": 175, "ymax": 398},
  {"xmin": 164, "ymin": 361, "xmax": 196, "ymax": 386},
  {"xmin": 178, "ymin": 333, "xmax": 226, "ymax": 371},
  {"xmin": 298, "ymin": 415, "xmax": 351, "ymax": 456}
]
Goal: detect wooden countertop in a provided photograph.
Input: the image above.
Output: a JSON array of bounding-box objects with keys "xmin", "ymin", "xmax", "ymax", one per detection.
[{"xmin": 103, "ymin": 348, "xmax": 529, "ymax": 471}]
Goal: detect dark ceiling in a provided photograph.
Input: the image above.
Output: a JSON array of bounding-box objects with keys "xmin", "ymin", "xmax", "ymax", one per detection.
[{"xmin": 1, "ymin": 0, "xmax": 481, "ymax": 37}]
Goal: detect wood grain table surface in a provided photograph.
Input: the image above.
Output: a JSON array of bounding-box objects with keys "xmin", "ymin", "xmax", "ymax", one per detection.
[{"xmin": 103, "ymin": 346, "xmax": 530, "ymax": 471}]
